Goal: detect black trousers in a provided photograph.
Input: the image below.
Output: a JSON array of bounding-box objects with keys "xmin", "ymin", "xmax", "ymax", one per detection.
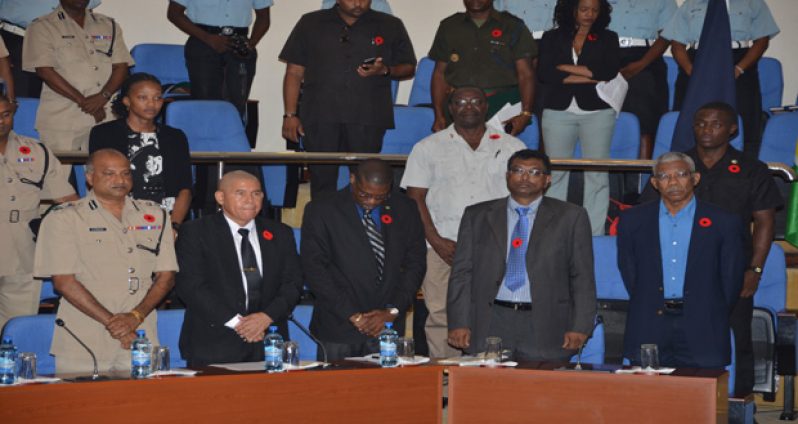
[
  {"xmin": 184, "ymin": 35, "xmax": 256, "ymax": 117},
  {"xmin": 1, "ymin": 29, "xmax": 43, "ymax": 98},
  {"xmin": 674, "ymin": 48, "xmax": 762, "ymax": 156},
  {"xmin": 619, "ymin": 47, "xmax": 668, "ymax": 137},
  {"xmin": 303, "ymin": 122, "xmax": 386, "ymax": 198},
  {"xmin": 320, "ymin": 338, "xmax": 379, "ymax": 362},
  {"xmin": 730, "ymin": 296, "xmax": 754, "ymax": 397}
]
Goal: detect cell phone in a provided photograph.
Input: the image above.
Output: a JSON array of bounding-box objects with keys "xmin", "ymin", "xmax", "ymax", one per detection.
[{"xmin": 362, "ymin": 57, "xmax": 377, "ymax": 66}]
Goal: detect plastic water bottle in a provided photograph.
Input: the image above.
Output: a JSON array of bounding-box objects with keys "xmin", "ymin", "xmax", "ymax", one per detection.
[
  {"xmin": 0, "ymin": 338, "xmax": 17, "ymax": 384},
  {"xmin": 131, "ymin": 330, "xmax": 152, "ymax": 379},
  {"xmin": 264, "ymin": 326, "xmax": 284, "ymax": 373},
  {"xmin": 379, "ymin": 322, "xmax": 398, "ymax": 368}
]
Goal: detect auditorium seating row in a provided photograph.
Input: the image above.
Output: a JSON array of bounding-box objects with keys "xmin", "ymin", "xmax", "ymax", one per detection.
[{"xmin": 6, "ymin": 237, "xmax": 785, "ymax": 398}]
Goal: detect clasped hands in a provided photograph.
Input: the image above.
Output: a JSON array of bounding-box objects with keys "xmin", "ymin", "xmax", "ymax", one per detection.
[
  {"xmin": 350, "ymin": 309, "xmax": 395, "ymax": 338},
  {"xmin": 106, "ymin": 312, "xmax": 142, "ymax": 350},
  {"xmin": 79, "ymin": 93, "xmax": 108, "ymax": 123},
  {"xmin": 235, "ymin": 312, "xmax": 273, "ymax": 343}
]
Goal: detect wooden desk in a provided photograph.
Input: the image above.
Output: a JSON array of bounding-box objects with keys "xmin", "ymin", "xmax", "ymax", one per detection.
[
  {"xmin": 0, "ymin": 365, "xmax": 443, "ymax": 424},
  {"xmin": 448, "ymin": 365, "xmax": 727, "ymax": 424}
]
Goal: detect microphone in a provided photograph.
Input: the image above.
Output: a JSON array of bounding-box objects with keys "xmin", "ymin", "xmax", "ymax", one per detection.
[
  {"xmin": 287, "ymin": 314, "xmax": 329, "ymax": 367},
  {"xmin": 55, "ymin": 319, "xmax": 109, "ymax": 381}
]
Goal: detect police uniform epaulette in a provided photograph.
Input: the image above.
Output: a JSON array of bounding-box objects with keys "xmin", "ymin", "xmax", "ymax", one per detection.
[
  {"xmin": 88, "ymin": 199, "xmax": 99, "ymax": 210},
  {"xmin": 57, "ymin": 11, "xmax": 65, "ymax": 20}
]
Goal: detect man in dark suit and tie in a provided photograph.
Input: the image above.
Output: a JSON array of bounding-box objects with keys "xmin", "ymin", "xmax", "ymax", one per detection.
[
  {"xmin": 447, "ymin": 149, "xmax": 596, "ymax": 360},
  {"xmin": 618, "ymin": 152, "xmax": 745, "ymax": 368},
  {"xmin": 175, "ymin": 171, "xmax": 302, "ymax": 366},
  {"xmin": 301, "ymin": 159, "xmax": 426, "ymax": 360}
]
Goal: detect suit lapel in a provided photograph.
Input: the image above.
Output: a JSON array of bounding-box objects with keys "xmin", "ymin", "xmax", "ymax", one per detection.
[
  {"xmin": 255, "ymin": 218, "xmax": 274, "ymax": 284},
  {"xmin": 487, "ymin": 198, "xmax": 509, "ymax": 254},
  {"xmin": 212, "ymin": 214, "xmax": 247, "ymax": 303},
  {"xmin": 645, "ymin": 202, "xmax": 664, "ymax": 288},
  {"xmin": 684, "ymin": 200, "xmax": 707, "ymax": 293},
  {"xmin": 338, "ymin": 190, "xmax": 379, "ymax": 273},
  {"xmin": 527, "ymin": 197, "xmax": 555, "ymax": 265}
]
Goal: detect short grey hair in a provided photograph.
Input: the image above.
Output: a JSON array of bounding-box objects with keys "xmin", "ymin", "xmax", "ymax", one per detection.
[{"xmin": 653, "ymin": 152, "xmax": 696, "ymax": 174}]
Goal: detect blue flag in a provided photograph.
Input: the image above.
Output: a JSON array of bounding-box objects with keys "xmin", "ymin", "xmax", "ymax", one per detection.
[{"xmin": 671, "ymin": 0, "xmax": 736, "ymax": 152}]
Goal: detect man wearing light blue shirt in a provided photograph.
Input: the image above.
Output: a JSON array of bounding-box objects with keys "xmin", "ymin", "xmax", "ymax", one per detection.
[
  {"xmin": 0, "ymin": 0, "xmax": 101, "ymax": 98},
  {"xmin": 618, "ymin": 152, "xmax": 745, "ymax": 369},
  {"xmin": 494, "ymin": 0, "xmax": 555, "ymax": 38},
  {"xmin": 321, "ymin": 0, "xmax": 391, "ymax": 14},
  {"xmin": 662, "ymin": 0, "xmax": 779, "ymax": 155},
  {"xmin": 608, "ymin": 0, "xmax": 676, "ymax": 158},
  {"xmin": 448, "ymin": 149, "xmax": 596, "ymax": 361},
  {"xmin": 167, "ymin": 0, "xmax": 272, "ymax": 116}
]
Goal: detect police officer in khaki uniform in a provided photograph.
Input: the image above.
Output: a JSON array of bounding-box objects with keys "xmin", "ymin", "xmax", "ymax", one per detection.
[
  {"xmin": 34, "ymin": 149, "xmax": 178, "ymax": 374},
  {"xmin": 21, "ymin": 0, "xmax": 133, "ymax": 154},
  {"xmin": 0, "ymin": 94, "xmax": 76, "ymax": 331}
]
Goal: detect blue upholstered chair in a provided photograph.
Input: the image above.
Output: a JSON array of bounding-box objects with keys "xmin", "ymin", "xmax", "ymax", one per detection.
[
  {"xmin": 381, "ymin": 106, "xmax": 434, "ymax": 154},
  {"xmin": 516, "ymin": 116, "xmax": 540, "ymax": 151},
  {"xmin": 166, "ymin": 100, "xmax": 249, "ymax": 152},
  {"xmin": 1, "ymin": 314, "xmax": 56, "ymax": 375},
  {"xmin": 12, "ymin": 97, "xmax": 39, "ymax": 139},
  {"xmin": 664, "ymin": 56, "xmax": 678, "ymax": 111},
  {"xmin": 758, "ymin": 57, "xmax": 783, "ymax": 115},
  {"xmin": 570, "ymin": 319, "xmax": 606, "ymax": 365},
  {"xmin": 758, "ymin": 112, "xmax": 798, "ymax": 164},
  {"xmin": 287, "ymin": 304, "xmax": 317, "ymax": 361},
  {"xmin": 40, "ymin": 279, "xmax": 58, "ymax": 301},
  {"xmin": 130, "ymin": 44, "xmax": 190, "ymax": 97},
  {"xmin": 408, "ymin": 57, "xmax": 435, "ymax": 107},
  {"xmin": 156, "ymin": 309, "xmax": 187, "ymax": 369}
]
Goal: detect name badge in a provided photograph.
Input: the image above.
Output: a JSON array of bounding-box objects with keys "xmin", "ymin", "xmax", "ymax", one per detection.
[
  {"xmin": 91, "ymin": 35, "xmax": 112, "ymax": 40},
  {"xmin": 17, "ymin": 157, "xmax": 34, "ymax": 163},
  {"xmin": 89, "ymin": 227, "xmax": 107, "ymax": 232},
  {"xmin": 62, "ymin": 35, "xmax": 75, "ymax": 39}
]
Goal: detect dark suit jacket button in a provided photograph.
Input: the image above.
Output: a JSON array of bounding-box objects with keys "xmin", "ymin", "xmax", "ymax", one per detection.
[
  {"xmin": 657, "ymin": 310, "xmax": 663, "ymax": 316},
  {"xmin": 658, "ymin": 287, "xmax": 663, "ymax": 292}
]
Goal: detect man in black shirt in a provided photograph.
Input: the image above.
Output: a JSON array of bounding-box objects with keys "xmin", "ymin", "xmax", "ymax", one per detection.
[
  {"xmin": 642, "ymin": 101, "xmax": 782, "ymax": 397},
  {"xmin": 279, "ymin": 0, "xmax": 416, "ymax": 197}
]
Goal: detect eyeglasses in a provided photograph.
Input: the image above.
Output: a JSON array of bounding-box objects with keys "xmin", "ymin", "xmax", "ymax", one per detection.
[
  {"xmin": 653, "ymin": 170, "xmax": 692, "ymax": 181},
  {"xmin": 451, "ymin": 98, "xmax": 486, "ymax": 107},
  {"xmin": 508, "ymin": 167, "xmax": 547, "ymax": 177},
  {"xmin": 355, "ymin": 190, "xmax": 390, "ymax": 202}
]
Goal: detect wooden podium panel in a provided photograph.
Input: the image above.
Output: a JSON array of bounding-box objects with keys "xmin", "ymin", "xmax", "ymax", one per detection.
[
  {"xmin": 0, "ymin": 366, "xmax": 442, "ymax": 424},
  {"xmin": 448, "ymin": 367, "xmax": 727, "ymax": 424}
]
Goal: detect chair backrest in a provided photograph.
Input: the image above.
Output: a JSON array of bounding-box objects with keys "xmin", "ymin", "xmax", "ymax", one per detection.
[
  {"xmin": 665, "ymin": 56, "xmax": 678, "ymax": 110},
  {"xmin": 1, "ymin": 315, "xmax": 56, "ymax": 375},
  {"xmin": 13, "ymin": 97, "xmax": 39, "ymax": 139},
  {"xmin": 391, "ymin": 79, "xmax": 399, "ymax": 104},
  {"xmin": 653, "ymin": 111, "xmax": 744, "ymax": 159},
  {"xmin": 73, "ymin": 165, "xmax": 87, "ymax": 197},
  {"xmin": 261, "ymin": 165, "xmax": 288, "ymax": 208},
  {"xmin": 754, "ymin": 243, "xmax": 787, "ymax": 317},
  {"xmin": 287, "ymin": 304, "xmax": 317, "ymax": 361},
  {"xmin": 156, "ymin": 309, "xmax": 188, "ymax": 368},
  {"xmin": 516, "ymin": 116, "xmax": 540, "ymax": 150},
  {"xmin": 292, "ymin": 227, "xmax": 301, "ymax": 253},
  {"xmin": 165, "ymin": 100, "xmax": 250, "ymax": 152},
  {"xmin": 592, "ymin": 236, "xmax": 628, "ymax": 300},
  {"xmin": 570, "ymin": 321, "xmax": 605, "ymax": 365},
  {"xmin": 130, "ymin": 44, "xmax": 189, "ymax": 86},
  {"xmin": 758, "ymin": 57, "xmax": 783, "ymax": 114},
  {"xmin": 40, "ymin": 279, "xmax": 58, "ymax": 301},
  {"xmin": 408, "ymin": 57, "xmax": 435, "ymax": 107},
  {"xmin": 382, "ymin": 106, "xmax": 435, "ymax": 154},
  {"xmin": 758, "ymin": 113, "xmax": 798, "ymax": 164}
]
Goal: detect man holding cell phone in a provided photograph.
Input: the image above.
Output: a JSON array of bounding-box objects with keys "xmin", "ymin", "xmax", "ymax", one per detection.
[{"xmin": 280, "ymin": 0, "xmax": 416, "ymax": 198}]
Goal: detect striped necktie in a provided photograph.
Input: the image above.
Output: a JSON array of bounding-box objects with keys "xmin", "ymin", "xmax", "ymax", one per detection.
[{"xmin": 361, "ymin": 209, "xmax": 385, "ymax": 281}]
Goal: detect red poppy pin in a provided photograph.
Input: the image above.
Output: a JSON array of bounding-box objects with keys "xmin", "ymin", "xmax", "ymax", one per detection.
[
  {"xmin": 143, "ymin": 214, "xmax": 156, "ymax": 223},
  {"xmin": 491, "ymin": 28, "xmax": 503, "ymax": 38},
  {"xmin": 381, "ymin": 214, "xmax": 393, "ymax": 225},
  {"xmin": 262, "ymin": 230, "xmax": 274, "ymax": 241},
  {"xmin": 587, "ymin": 33, "xmax": 598, "ymax": 42},
  {"xmin": 373, "ymin": 36, "xmax": 384, "ymax": 46},
  {"xmin": 18, "ymin": 146, "xmax": 31, "ymax": 155},
  {"xmin": 728, "ymin": 164, "xmax": 741, "ymax": 173},
  {"xmin": 489, "ymin": 134, "xmax": 501, "ymax": 140},
  {"xmin": 698, "ymin": 217, "xmax": 712, "ymax": 228},
  {"xmin": 511, "ymin": 238, "xmax": 523, "ymax": 248}
]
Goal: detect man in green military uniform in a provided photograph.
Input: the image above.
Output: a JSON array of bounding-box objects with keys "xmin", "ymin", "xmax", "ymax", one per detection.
[
  {"xmin": 0, "ymin": 94, "xmax": 77, "ymax": 331},
  {"xmin": 429, "ymin": 0, "xmax": 537, "ymax": 135},
  {"xmin": 34, "ymin": 149, "xmax": 178, "ymax": 374}
]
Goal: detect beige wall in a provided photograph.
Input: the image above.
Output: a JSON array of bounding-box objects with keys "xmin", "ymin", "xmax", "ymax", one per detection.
[{"xmin": 98, "ymin": 0, "xmax": 798, "ymax": 152}]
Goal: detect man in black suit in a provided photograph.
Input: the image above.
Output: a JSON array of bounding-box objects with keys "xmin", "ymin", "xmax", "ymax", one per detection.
[
  {"xmin": 175, "ymin": 171, "xmax": 302, "ymax": 366},
  {"xmin": 301, "ymin": 159, "xmax": 426, "ymax": 360}
]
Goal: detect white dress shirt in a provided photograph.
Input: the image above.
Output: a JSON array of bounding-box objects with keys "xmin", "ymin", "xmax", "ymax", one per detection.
[{"xmin": 223, "ymin": 214, "xmax": 262, "ymax": 310}]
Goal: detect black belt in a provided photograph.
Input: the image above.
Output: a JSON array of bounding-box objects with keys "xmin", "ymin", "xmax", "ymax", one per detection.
[
  {"xmin": 664, "ymin": 299, "xmax": 685, "ymax": 311},
  {"xmin": 493, "ymin": 300, "xmax": 532, "ymax": 311},
  {"xmin": 196, "ymin": 24, "xmax": 247, "ymax": 36}
]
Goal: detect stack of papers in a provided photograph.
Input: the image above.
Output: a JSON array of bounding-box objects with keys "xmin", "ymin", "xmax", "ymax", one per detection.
[
  {"xmin": 209, "ymin": 361, "xmax": 324, "ymax": 372},
  {"xmin": 0, "ymin": 376, "xmax": 61, "ymax": 386},
  {"xmin": 345, "ymin": 354, "xmax": 430, "ymax": 366},
  {"xmin": 438, "ymin": 356, "xmax": 518, "ymax": 367},
  {"xmin": 614, "ymin": 366, "xmax": 676, "ymax": 375},
  {"xmin": 148, "ymin": 369, "xmax": 198, "ymax": 377}
]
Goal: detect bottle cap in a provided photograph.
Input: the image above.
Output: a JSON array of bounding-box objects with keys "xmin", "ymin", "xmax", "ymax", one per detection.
[
  {"xmin": 385, "ymin": 322, "xmax": 393, "ymax": 329},
  {"xmin": 1, "ymin": 338, "xmax": 11, "ymax": 344},
  {"xmin": 269, "ymin": 325, "xmax": 278, "ymax": 332},
  {"xmin": 136, "ymin": 330, "xmax": 145, "ymax": 337}
]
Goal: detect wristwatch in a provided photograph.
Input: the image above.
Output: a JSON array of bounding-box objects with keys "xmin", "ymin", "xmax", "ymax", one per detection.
[{"xmin": 750, "ymin": 266, "xmax": 763, "ymax": 275}]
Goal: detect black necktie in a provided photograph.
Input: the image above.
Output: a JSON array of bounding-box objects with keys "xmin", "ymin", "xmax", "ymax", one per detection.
[
  {"xmin": 361, "ymin": 209, "xmax": 385, "ymax": 282},
  {"xmin": 238, "ymin": 228, "xmax": 262, "ymax": 314}
]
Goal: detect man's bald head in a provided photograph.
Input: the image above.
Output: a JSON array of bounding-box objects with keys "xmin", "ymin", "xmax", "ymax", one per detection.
[
  {"xmin": 86, "ymin": 148, "xmax": 129, "ymax": 174},
  {"xmin": 218, "ymin": 170, "xmax": 262, "ymax": 192},
  {"xmin": 353, "ymin": 159, "xmax": 393, "ymax": 187},
  {"xmin": 85, "ymin": 148, "xmax": 132, "ymax": 201}
]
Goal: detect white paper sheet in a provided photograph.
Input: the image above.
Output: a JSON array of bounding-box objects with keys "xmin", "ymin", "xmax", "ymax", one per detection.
[{"xmin": 596, "ymin": 73, "xmax": 629, "ymax": 116}]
